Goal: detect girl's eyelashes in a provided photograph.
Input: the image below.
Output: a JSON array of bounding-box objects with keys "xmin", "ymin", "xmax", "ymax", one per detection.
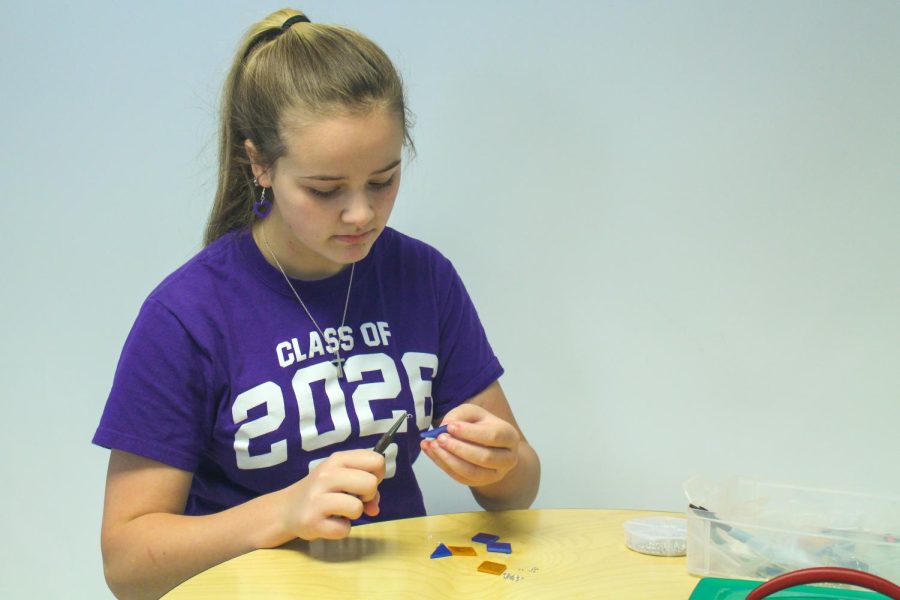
[
  {"xmin": 307, "ymin": 187, "xmax": 340, "ymax": 198},
  {"xmin": 368, "ymin": 174, "xmax": 396, "ymax": 190},
  {"xmin": 305, "ymin": 175, "xmax": 396, "ymax": 199}
]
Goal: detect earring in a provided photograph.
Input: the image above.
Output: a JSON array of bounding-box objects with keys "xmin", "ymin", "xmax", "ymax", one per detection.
[{"xmin": 253, "ymin": 183, "xmax": 272, "ymax": 218}]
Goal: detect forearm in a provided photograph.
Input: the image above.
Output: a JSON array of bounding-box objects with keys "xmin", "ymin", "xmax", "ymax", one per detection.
[
  {"xmin": 471, "ymin": 441, "xmax": 540, "ymax": 511},
  {"xmin": 103, "ymin": 488, "xmax": 291, "ymax": 600}
]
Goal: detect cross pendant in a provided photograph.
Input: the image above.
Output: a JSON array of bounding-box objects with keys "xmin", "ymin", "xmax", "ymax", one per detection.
[{"xmin": 332, "ymin": 355, "xmax": 346, "ymax": 379}]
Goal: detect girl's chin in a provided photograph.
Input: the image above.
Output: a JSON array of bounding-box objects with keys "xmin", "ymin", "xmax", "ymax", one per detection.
[{"xmin": 324, "ymin": 243, "xmax": 372, "ymax": 268}]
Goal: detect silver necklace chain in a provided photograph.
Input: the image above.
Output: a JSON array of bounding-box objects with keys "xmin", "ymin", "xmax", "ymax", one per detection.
[{"xmin": 260, "ymin": 225, "xmax": 354, "ymax": 378}]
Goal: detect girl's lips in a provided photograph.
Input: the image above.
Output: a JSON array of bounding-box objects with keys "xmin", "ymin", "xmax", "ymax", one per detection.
[{"xmin": 334, "ymin": 230, "xmax": 373, "ymax": 244}]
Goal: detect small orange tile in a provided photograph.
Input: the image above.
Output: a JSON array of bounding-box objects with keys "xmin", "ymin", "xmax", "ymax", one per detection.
[
  {"xmin": 447, "ymin": 545, "xmax": 477, "ymax": 556},
  {"xmin": 477, "ymin": 560, "xmax": 507, "ymax": 575}
]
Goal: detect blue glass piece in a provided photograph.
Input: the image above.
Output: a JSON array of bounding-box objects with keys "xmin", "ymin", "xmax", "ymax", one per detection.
[
  {"xmin": 430, "ymin": 543, "xmax": 452, "ymax": 559},
  {"xmin": 487, "ymin": 542, "xmax": 512, "ymax": 554},
  {"xmin": 420, "ymin": 425, "xmax": 449, "ymax": 439}
]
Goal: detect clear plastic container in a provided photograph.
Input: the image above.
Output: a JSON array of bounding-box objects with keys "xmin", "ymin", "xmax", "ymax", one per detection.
[
  {"xmin": 684, "ymin": 476, "xmax": 900, "ymax": 583},
  {"xmin": 624, "ymin": 516, "xmax": 687, "ymax": 556}
]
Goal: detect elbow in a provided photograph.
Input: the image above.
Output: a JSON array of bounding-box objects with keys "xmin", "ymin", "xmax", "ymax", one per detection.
[
  {"xmin": 474, "ymin": 447, "xmax": 541, "ymax": 511},
  {"xmin": 508, "ymin": 442, "xmax": 541, "ymax": 509},
  {"xmin": 102, "ymin": 558, "xmax": 156, "ymax": 600},
  {"xmin": 102, "ymin": 555, "xmax": 127, "ymax": 599},
  {"xmin": 101, "ymin": 533, "xmax": 129, "ymax": 599},
  {"xmin": 101, "ymin": 528, "xmax": 153, "ymax": 600},
  {"xmin": 102, "ymin": 565, "xmax": 128, "ymax": 600},
  {"xmin": 476, "ymin": 494, "xmax": 535, "ymax": 512}
]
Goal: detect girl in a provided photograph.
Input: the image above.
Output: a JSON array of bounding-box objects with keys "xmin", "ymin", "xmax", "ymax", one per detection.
[{"xmin": 94, "ymin": 9, "xmax": 540, "ymax": 598}]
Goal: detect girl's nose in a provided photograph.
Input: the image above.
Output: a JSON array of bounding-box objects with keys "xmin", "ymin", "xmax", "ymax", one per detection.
[{"xmin": 341, "ymin": 191, "xmax": 375, "ymax": 226}]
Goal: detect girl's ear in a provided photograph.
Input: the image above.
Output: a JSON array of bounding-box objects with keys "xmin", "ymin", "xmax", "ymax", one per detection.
[{"xmin": 244, "ymin": 139, "xmax": 273, "ymax": 187}]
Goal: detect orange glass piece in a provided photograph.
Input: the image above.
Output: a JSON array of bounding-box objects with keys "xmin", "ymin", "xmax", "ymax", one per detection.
[
  {"xmin": 447, "ymin": 545, "xmax": 477, "ymax": 556},
  {"xmin": 477, "ymin": 560, "xmax": 507, "ymax": 575}
]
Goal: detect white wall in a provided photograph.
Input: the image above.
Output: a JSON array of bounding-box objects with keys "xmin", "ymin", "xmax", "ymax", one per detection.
[{"xmin": 1, "ymin": 1, "xmax": 897, "ymax": 597}]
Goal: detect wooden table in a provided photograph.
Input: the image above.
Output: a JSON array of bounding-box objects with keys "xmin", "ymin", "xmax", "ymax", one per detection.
[{"xmin": 164, "ymin": 508, "xmax": 700, "ymax": 599}]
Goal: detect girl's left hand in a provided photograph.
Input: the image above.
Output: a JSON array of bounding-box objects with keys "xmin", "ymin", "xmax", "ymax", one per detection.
[{"xmin": 420, "ymin": 403, "xmax": 520, "ymax": 488}]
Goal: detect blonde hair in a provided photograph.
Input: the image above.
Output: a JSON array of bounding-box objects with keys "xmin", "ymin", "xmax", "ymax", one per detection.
[{"xmin": 204, "ymin": 8, "xmax": 413, "ymax": 245}]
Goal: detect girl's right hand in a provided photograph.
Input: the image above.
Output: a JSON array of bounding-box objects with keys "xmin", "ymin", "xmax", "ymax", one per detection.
[{"xmin": 273, "ymin": 449, "xmax": 385, "ymax": 543}]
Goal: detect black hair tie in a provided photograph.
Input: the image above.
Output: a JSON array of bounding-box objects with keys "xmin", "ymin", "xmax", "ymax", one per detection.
[
  {"xmin": 243, "ymin": 14, "xmax": 312, "ymax": 62},
  {"xmin": 282, "ymin": 14, "xmax": 311, "ymax": 30}
]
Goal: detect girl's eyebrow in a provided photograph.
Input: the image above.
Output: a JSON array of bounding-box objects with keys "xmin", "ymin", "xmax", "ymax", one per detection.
[{"xmin": 299, "ymin": 159, "xmax": 401, "ymax": 181}]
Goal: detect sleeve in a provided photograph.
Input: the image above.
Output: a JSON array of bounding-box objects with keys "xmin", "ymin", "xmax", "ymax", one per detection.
[
  {"xmin": 431, "ymin": 261, "xmax": 504, "ymax": 419},
  {"xmin": 92, "ymin": 298, "xmax": 216, "ymax": 472}
]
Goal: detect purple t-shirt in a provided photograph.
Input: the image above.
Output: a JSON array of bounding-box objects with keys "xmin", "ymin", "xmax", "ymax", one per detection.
[{"xmin": 93, "ymin": 227, "xmax": 502, "ymax": 521}]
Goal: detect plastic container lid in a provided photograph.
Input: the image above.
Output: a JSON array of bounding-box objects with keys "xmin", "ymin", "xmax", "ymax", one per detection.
[{"xmin": 624, "ymin": 516, "xmax": 687, "ymax": 557}]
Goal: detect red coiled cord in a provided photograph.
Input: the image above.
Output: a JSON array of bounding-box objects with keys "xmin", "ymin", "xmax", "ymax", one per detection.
[{"xmin": 746, "ymin": 567, "xmax": 900, "ymax": 600}]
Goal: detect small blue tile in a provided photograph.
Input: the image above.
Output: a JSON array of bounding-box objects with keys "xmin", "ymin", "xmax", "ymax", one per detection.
[
  {"xmin": 420, "ymin": 425, "xmax": 449, "ymax": 439},
  {"xmin": 487, "ymin": 542, "xmax": 512, "ymax": 554},
  {"xmin": 472, "ymin": 532, "xmax": 500, "ymax": 544}
]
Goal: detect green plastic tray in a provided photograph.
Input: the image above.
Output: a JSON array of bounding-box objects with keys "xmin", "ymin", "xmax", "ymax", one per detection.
[{"xmin": 689, "ymin": 577, "xmax": 890, "ymax": 599}]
